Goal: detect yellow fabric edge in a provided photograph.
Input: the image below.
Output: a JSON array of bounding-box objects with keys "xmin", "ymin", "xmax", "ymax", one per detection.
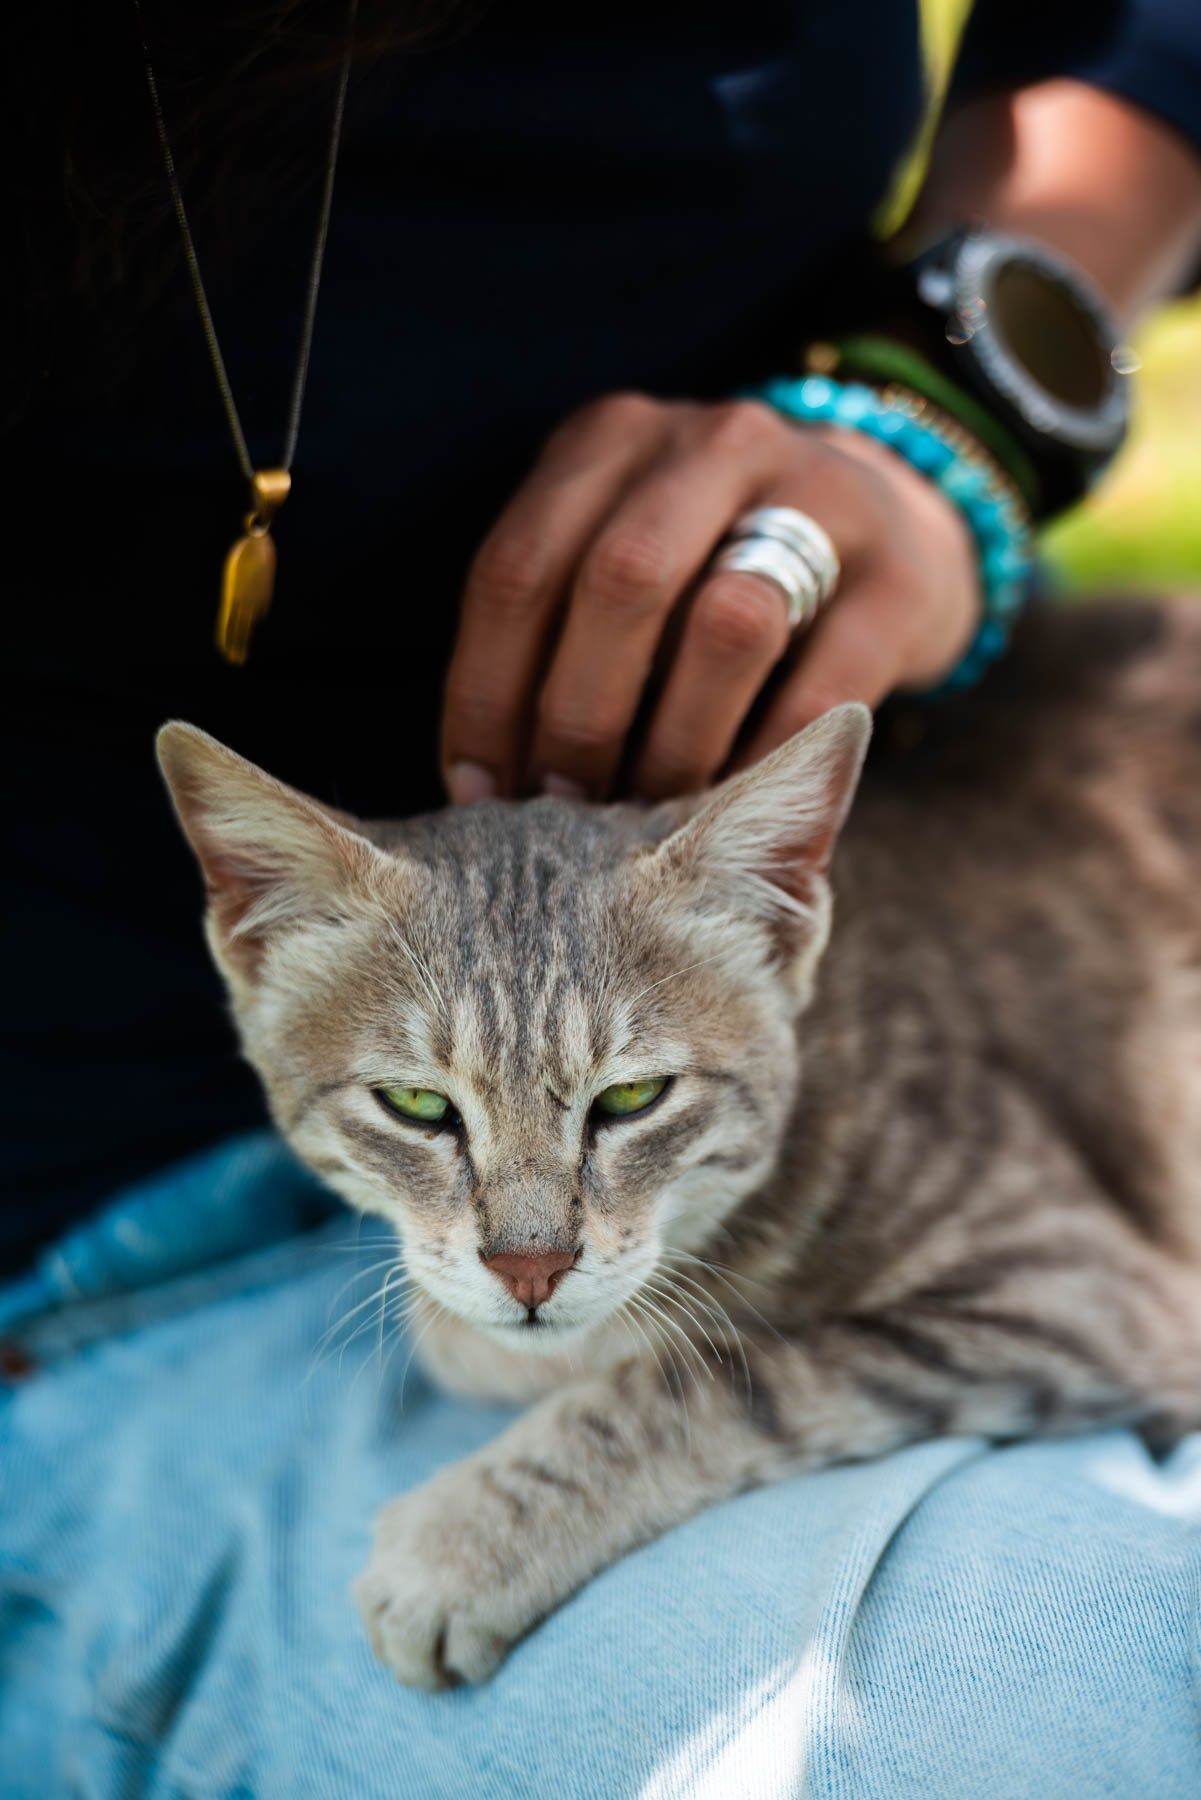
[{"xmin": 871, "ymin": 0, "xmax": 976, "ymax": 240}]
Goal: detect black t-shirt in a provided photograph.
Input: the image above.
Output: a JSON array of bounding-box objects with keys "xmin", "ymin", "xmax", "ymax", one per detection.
[{"xmin": 4, "ymin": 0, "xmax": 1197, "ymax": 1271}]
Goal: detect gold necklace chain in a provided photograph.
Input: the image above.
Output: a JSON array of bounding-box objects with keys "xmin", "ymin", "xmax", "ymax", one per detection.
[{"xmin": 134, "ymin": 0, "xmax": 359, "ymax": 664}]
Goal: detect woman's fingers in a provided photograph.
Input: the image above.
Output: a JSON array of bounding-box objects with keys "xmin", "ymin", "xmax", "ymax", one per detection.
[
  {"xmin": 626, "ymin": 454, "xmax": 889, "ymax": 798},
  {"xmin": 441, "ymin": 394, "xmax": 983, "ymax": 805},
  {"xmin": 731, "ymin": 438, "xmax": 979, "ymax": 765},
  {"xmin": 733, "ymin": 561, "xmax": 975, "ymax": 769},
  {"xmin": 524, "ymin": 407, "xmax": 793, "ymax": 795},
  {"xmin": 628, "ymin": 571, "xmax": 795, "ymax": 797},
  {"xmin": 440, "ymin": 395, "xmax": 667, "ymax": 802},
  {"xmin": 735, "ymin": 579, "xmax": 913, "ymax": 765}
]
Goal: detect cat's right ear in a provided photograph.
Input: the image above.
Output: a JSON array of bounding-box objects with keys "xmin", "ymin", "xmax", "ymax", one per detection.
[
  {"xmin": 156, "ymin": 722, "xmax": 387, "ymax": 980},
  {"xmin": 649, "ymin": 702, "xmax": 871, "ymax": 992}
]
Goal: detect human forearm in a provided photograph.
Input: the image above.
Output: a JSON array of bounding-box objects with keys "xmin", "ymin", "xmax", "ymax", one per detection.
[{"xmin": 915, "ymin": 79, "xmax": 1201, "ymax": 321}]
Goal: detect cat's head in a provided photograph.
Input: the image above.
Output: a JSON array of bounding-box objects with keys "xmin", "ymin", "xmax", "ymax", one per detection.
[{"xmin": 157, "ymin": 707, "xmax": 868, "ymax": 1352}]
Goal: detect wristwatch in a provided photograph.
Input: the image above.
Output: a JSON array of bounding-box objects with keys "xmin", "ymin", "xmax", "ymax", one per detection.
[{"xmin": 899, "ymin": 228, "xmax": 1130, "ymax": 517}]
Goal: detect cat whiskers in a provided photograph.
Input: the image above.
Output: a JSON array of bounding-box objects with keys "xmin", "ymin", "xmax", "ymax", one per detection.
[
  {"xmin": 662, "ymin": 1246, "xmax": 785, "ymax": 1345},
  {"xmin": 631, "ymin": 1287, "xmax": 714, "ymax": 1388},
  {"xmin": 311, "ymin": 1256, "xmax": 408, "ymax": 1352},
  {"xmin": 305, "ymin": 1256, "xmax": 415, "ymax": 1389},
  {"xmin": 396, "ymin": 1297, "xmax": 449, "ymax": 1413},
  {"xmin": 382, "ymin": 917, "xmax": 449, "ymax": 1022},
  {"xmin": 377, "ymin": 1258, "xmax": 406, "ymax": 1373},
  {"xmin": 624, "ymin": 950, "xmax": 729, "ymax": 1014},
  {"xmin": 615, "ymin": 1297, "xmax": 694, "ymax": 1457},
  {"xmin": 322, "ymin": 1250, "xmax": 405, "ymax": 1310},
  {"xmin": 644, "ymin": 1269, "xmax": 753, "ymax": 1406},
  {"xmin": 346, "ymin": 1279, "xmax": 427, "ymax": 1403}
]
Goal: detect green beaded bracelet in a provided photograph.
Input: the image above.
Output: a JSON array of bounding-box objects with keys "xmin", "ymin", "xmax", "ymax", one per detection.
[
  {"xmin": 812, "ymin": 333, "xmax": 1041, "ymax": 512},
  {"xmin": 749, "ymin": 374, "xmax": 1035, "ymax": 690}
]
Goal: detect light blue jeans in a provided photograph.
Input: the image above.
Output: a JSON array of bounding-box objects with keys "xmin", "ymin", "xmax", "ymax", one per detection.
[{"xmin": 2, "ymin": 1132, "xmax": 1200, "ymax": 1799}]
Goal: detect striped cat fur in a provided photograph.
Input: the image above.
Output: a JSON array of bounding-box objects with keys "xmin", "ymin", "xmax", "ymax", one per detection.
[{"xmin": 158, "ymin": 598, "xmax": 1201, "ymax": 1690}]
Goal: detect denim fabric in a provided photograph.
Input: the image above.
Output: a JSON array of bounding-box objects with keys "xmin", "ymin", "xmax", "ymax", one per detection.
[{"xmin": 2, "ymin": 1132, "xmax": 1200, "ymax": 1799}]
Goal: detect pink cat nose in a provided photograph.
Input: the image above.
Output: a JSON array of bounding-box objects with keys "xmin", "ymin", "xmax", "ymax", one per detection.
[{"xmin": 483, "ymin": 1248, "xmax": 577, "ymax": 1311}]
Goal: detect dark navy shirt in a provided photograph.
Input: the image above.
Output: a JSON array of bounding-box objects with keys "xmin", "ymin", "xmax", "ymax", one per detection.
[{"xmin": 5, "ymin": 0, "xmax": 1200, "ymax": 1269}]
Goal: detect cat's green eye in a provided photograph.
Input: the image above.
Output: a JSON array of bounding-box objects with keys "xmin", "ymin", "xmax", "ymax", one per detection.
[
  {"xmin": 377, "ymin": 1086, "xmax": 452, "ymax": 1124},
  {"xmin": 594, "ymin": 1077, "xmax": 668, "ymax": 1118}
]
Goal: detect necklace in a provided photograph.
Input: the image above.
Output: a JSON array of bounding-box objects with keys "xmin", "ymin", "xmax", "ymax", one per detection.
[{"xmin": 134, "ymin": 0, "xmax": 358, "ymax": 665}]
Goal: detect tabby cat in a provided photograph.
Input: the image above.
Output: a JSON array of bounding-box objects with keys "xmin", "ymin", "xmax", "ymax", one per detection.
[{"xmin": 158, "ymin": 599, "xmax": 1201, "ymax": 1692}]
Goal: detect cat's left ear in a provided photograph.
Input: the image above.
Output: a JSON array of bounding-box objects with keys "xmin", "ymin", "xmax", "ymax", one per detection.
[
  {"xmin": 157, "ymin": 722, "xmax": 389, "ymax": 982},
  {"xmin": 651, "ymin": 702, "xmax": 871, "ymax": 983}
]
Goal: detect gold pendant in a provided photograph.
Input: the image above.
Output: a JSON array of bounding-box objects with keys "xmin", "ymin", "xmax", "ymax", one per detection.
[{"xmin": 215, "ymin": 468, "xmax": 292, "ymax": 666}]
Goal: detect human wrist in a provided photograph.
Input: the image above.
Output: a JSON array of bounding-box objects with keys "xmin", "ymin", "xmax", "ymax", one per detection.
[
  {"xmin": 747, "ymin": 373, "xmax": 1033, "ymax": 690},
  {"xmin": 820, "ymin": 227, "xmax": 1131, "ymax": 522},
  {"xmin": 804, "ymin": 333, "xmax": 1040, "ymax": 511}
]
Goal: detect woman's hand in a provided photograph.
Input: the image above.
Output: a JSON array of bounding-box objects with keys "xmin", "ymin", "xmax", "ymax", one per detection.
[{"xmin": 440, "ymin": 393, "xmax": 979, "ymax": 803}]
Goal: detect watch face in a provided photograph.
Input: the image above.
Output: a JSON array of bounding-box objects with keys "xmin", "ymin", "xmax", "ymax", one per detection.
[
  {"xmin": 950, "ymin": 234, "xmax": 1128, "ymax": 455},
  {"xmin": 989, "ymin": 263, "xmax": 1107, "ymax": 409}
]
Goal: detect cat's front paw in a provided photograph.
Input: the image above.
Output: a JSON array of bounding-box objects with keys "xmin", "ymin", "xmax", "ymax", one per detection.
[{"xmin": 353, "ymin": 1460, "xmax": 576, "ymax": 1690}]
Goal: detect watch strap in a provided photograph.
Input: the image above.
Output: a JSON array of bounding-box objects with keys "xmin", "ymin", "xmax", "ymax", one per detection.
[{"xmin": 902, "ymin": 229, "xmax": 1130, "ymax": 519}]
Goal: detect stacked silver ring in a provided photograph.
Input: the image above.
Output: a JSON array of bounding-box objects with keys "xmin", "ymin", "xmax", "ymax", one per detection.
[{"xmin": 709, "ymin": 505, "xmax": 841, "ymax": 634}]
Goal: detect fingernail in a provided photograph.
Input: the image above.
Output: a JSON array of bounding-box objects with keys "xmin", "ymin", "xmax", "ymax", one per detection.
[
  {"xmin": 540, "ymin": 771, "xmax": 588, "ymax": 801},
  {"xmin": 445, "ymin": 761, "xmax": 497, "ymax": 806}
]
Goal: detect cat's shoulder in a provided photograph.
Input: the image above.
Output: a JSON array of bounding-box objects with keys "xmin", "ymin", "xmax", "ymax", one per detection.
[{"xmin": 865, "ymin": 596, "xmax": 1201, "ymax": 803}]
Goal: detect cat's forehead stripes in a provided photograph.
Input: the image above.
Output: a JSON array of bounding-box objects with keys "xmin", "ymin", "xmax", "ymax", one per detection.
[
  {"xmin": 384, "ymin": 804, "xmax": 640, "ymax": 1081},
  {"xmin": 439, "ymin": 984, "xmax": 609, "ymax": 1106}
]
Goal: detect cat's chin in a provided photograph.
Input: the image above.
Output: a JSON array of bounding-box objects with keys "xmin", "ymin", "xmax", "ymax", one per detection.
[
  {"xmin": 479, "ymin": 1312, "xmax": 602, "ymax": 1356},
  {"xmin": 412, "ymin": 1303, "xmax": 631, "ymax": 1403}
]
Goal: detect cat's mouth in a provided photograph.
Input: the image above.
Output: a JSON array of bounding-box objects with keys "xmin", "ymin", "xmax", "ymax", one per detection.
[
  {"xmin": 406, "ymin": 1244, "xmax": 649, "ymax": 1351},
  {"xmin": 510, "ymin": 1307, "xmax": 572, "ymax": 1337},
  {"xmin": 484, "ymin": 1302, "xmax": 604, "ymax": 1350}
]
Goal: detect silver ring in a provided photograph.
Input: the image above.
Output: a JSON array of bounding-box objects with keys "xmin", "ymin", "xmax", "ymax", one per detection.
[
  {"xmin": 726, "ymin": 506, "xmax": 840, "ymax": 605},
  {"xmin": 709, "ymin": 537, "xmax": 824, "ymax": 632},
  {"xmin": 709, "ymin": 506, "xmax": 841, "ymax": 636}
]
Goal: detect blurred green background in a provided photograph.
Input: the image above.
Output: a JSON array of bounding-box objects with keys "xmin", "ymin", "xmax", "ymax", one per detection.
[{"xmin": 1042, "ymin": 296, "xmax": 1201, "ymax": 592}]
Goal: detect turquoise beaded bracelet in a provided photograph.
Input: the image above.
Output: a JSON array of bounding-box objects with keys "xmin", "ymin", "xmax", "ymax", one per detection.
[{"xmin": 748, "ymin": 375, "xmax": 1035, "ymax": 690}]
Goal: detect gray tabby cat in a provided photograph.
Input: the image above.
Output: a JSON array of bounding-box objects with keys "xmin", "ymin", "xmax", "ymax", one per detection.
[{"xmin": 158, "ymin": 599, "xmax": 1201, "ymax": 1693}]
